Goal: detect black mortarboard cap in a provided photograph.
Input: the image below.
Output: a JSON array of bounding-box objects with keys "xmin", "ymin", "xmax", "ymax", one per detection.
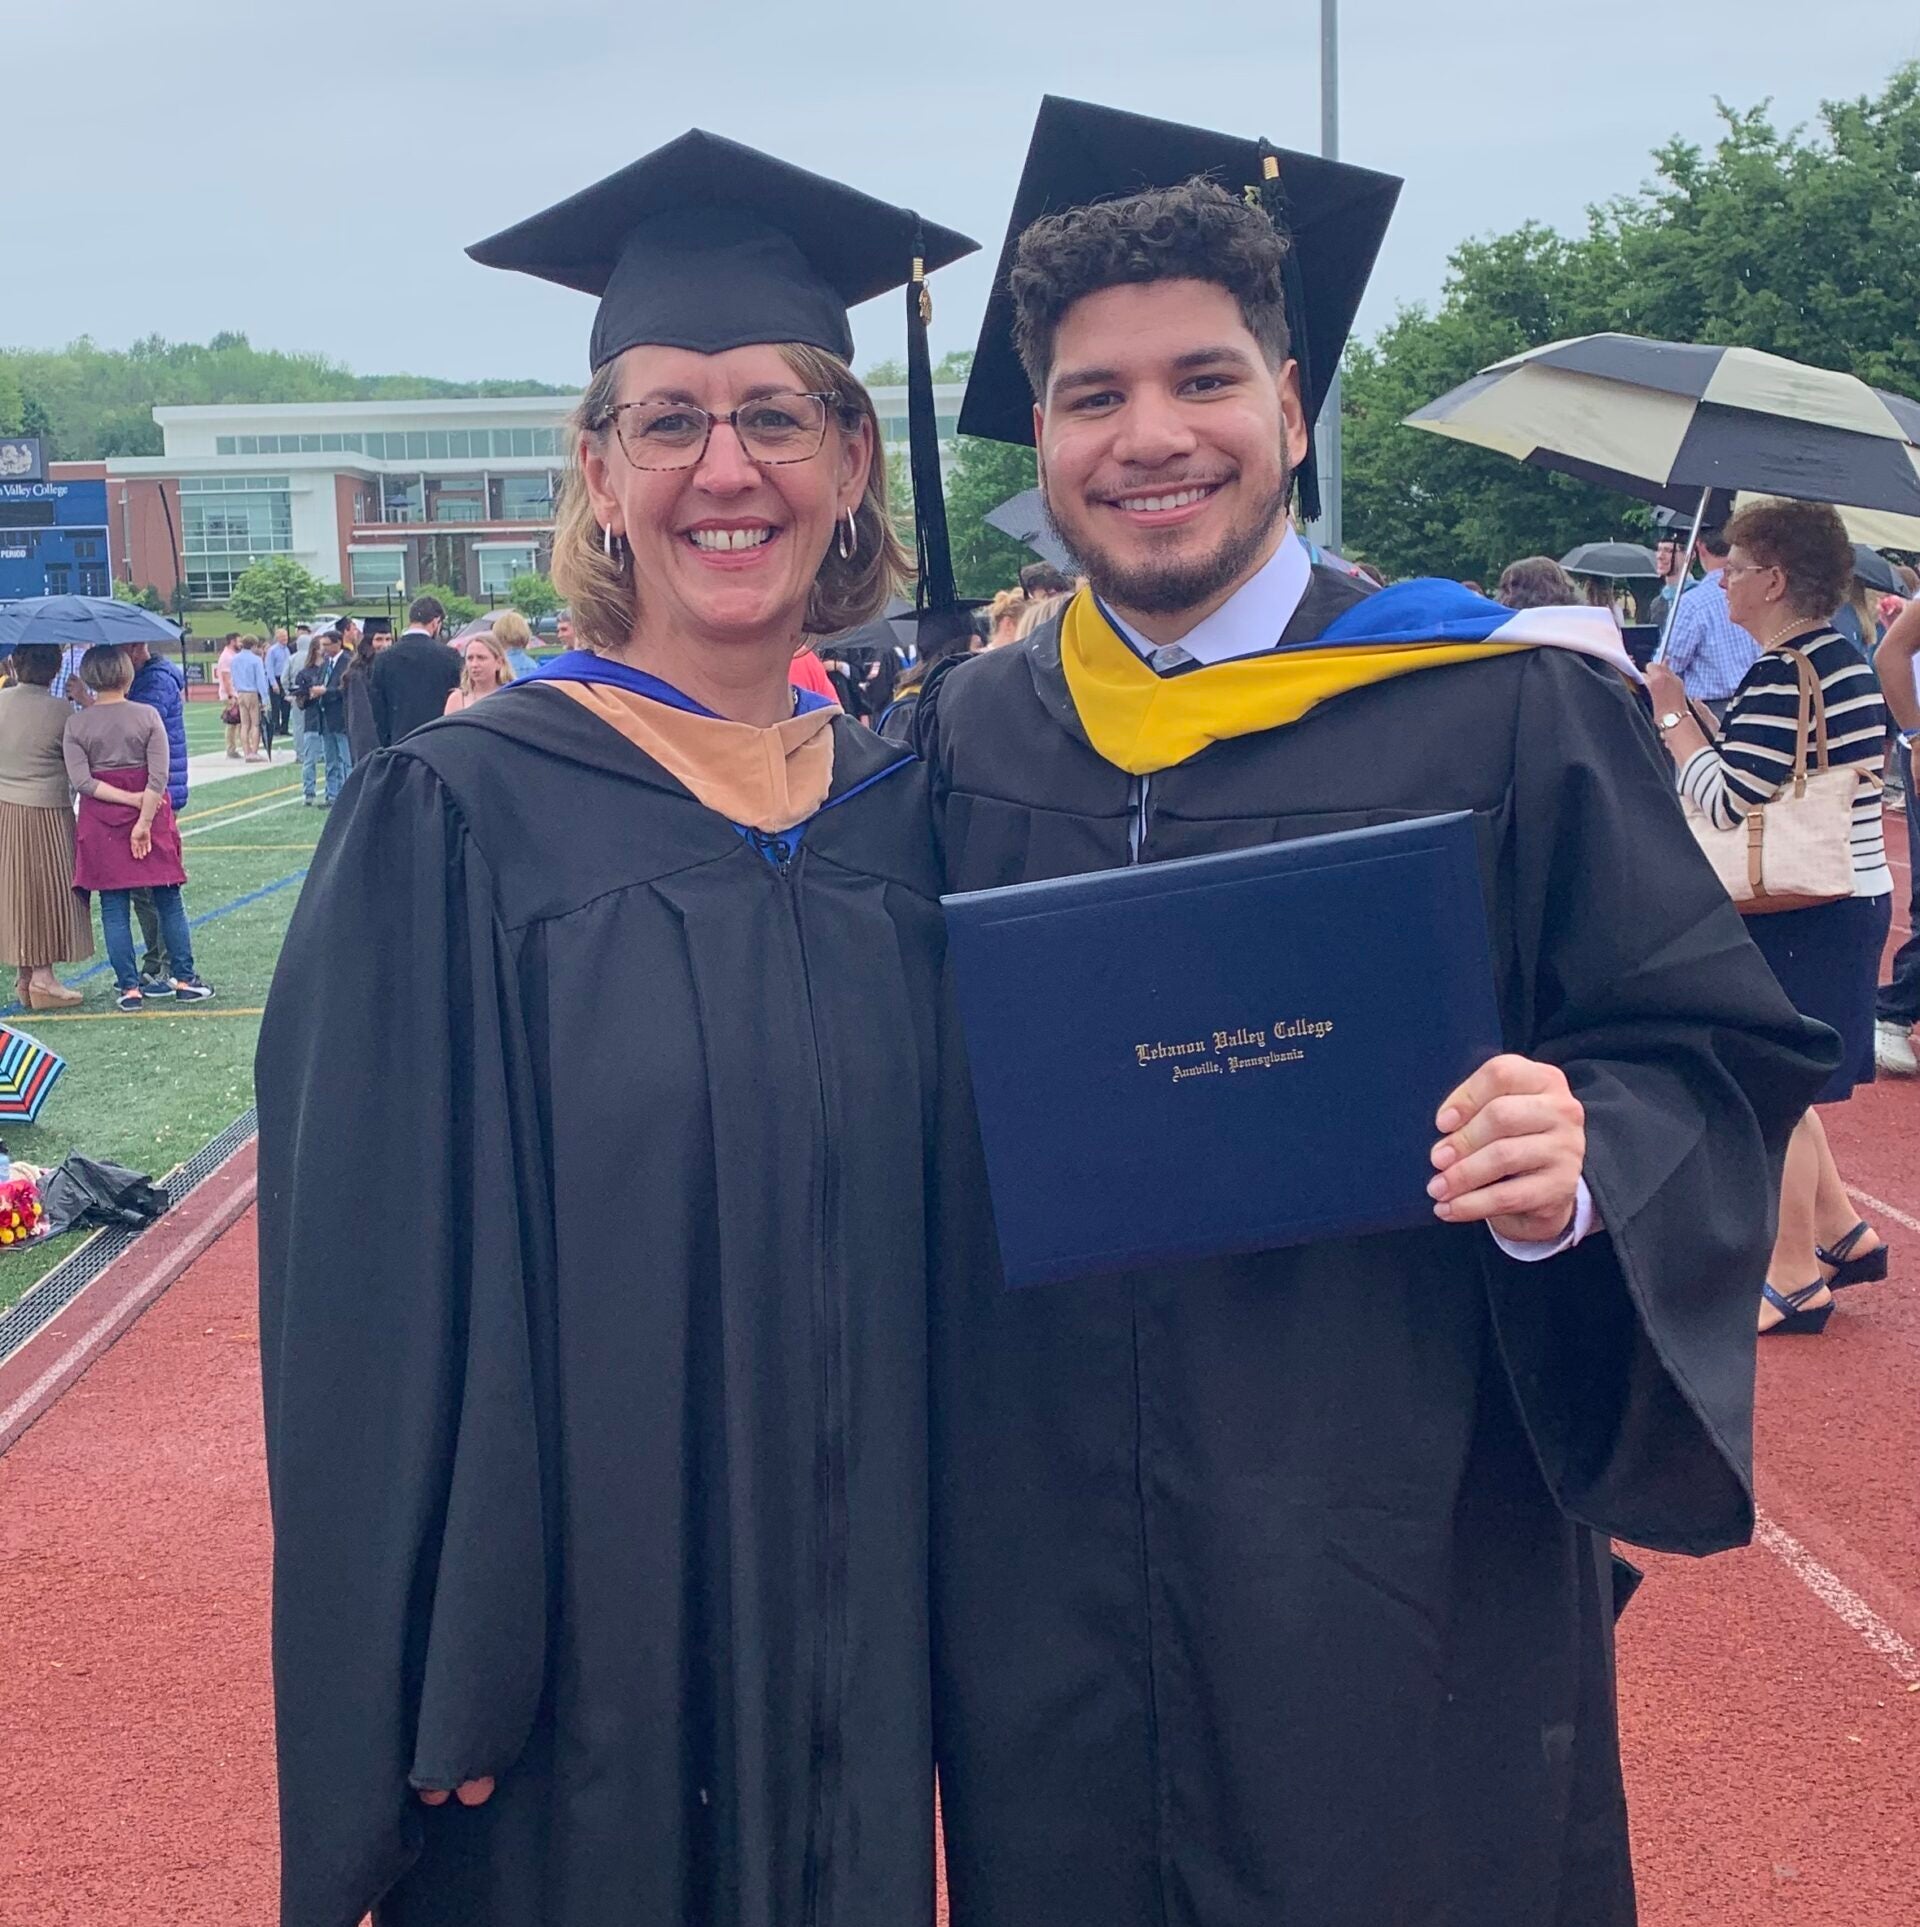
[
  {"xmin": 960, "ymin": 97, "xmax": 1402, "ymax": 523},
  {"xmin": 467, "ymin": 129, "xmax": 977, "ymax": 373}
]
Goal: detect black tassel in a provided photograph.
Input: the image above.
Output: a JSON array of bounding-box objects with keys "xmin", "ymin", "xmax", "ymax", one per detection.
[
  {"xmin": 1255, "ymin": 145, "xmax": 1321, "ymax": 527},
  {"xmin": 906, "ymin": 221, "xmax": 957, "ymax": 614}
]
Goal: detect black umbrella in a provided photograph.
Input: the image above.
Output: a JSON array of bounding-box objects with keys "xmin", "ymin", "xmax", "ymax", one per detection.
[
  {"xmin": 1559, "ymin": 541, "xmax": 1659, "ymax": 579},
  {"xmin": 985, "ymin": 487, "xmax": 1073, "ymax": 570},
  {"xmin": 1852, "ymin": 543, "xmax": 1900, "ymax": 594}
]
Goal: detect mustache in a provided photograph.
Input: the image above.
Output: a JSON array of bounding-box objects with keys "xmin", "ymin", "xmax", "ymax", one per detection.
[{"xmin": 1090, "ymin": 474, "xmax": 1231, "ymax": 500}]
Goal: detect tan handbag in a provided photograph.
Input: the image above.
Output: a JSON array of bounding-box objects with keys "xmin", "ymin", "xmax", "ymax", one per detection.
[{"xmin": 1683, "ymin": 645, "xmax": 1869, "ymax": 915}]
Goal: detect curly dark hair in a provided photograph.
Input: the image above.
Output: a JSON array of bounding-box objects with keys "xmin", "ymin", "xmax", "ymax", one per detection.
[
  {"xmin": 1722, "ymin": 498, "xmax": 1854, "ymax": 621},
  {"xmin": 1009, "ymin": 176, "xmax": 1292, "ymax": 395}
]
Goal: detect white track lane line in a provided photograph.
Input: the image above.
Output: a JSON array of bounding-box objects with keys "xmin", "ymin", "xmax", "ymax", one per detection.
[
  {"xmin": 1847, "ymin": 1187, "xmax": 1920, "ymax": 1237},
  {"xmin": 1754, "ymin": 1512, "xmax": 1920, "ymax": 1684},
  {"xmin": 179, "ymin": 796, "xmax": 305, "ymax": 839}
]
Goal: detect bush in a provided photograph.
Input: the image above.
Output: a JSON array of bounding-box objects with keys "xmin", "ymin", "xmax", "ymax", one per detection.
[{"xmin": 506, "ymin": 571, "xmax": 561, "ymax": 619}]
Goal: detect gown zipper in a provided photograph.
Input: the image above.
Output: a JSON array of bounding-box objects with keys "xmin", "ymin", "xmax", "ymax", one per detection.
[{"xmin": 1127, "ymin": 773, "xmax": 1152, "ymax": 865}]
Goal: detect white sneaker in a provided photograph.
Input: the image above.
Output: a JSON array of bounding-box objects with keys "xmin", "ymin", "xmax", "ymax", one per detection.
[{"xmin": 1876, "ymin": 1019, "xmax": 1919, "ymax": 1077}]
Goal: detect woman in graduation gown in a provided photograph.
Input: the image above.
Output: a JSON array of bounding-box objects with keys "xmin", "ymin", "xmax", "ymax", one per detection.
[{"xmin": 255, "ymin": 133, "xmax": 973, "ymax": 1927}]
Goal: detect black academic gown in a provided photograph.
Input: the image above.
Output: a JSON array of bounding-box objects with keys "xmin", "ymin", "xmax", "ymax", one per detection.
[
  {"xmin": 920, "ymin": 568, "xmax": 1837, "ymax": 1927},
  {"xmin": 256, "ymin": 681, "xmax": 945, "ymax": 1927}
]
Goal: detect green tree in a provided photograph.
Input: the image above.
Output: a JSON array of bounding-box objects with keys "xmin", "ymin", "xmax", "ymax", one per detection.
[
  {"xmin": 111, "ymin": 579, "xmax": 166, "ymax": 612},
  {"xmin": 1341, "ymin": 64, "xmax": 1920, "ymax": 581},
  {"xmin": 0, "ymin": 361, "xmax": 22, "ymax": 434},
  {"xmin": 942, "ymin": 436, "xmax": 1042, "ymax": 597},
  {"xmin": 229, "ymin": 556, "xmax": 327, "ymax": 628},
  {"xmin": 860, "ymin": 358, "xmax": 908, "ymax": 387},
  {"xmin": 412, "ymin": 581, "xmax": 482, "ymax": 627},
  {"xmin": 507, "ymin": 571, "xmax": 562, "ymax": 619}
]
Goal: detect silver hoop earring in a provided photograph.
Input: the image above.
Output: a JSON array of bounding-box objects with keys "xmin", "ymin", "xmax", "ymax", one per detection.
[{"xmin": 837, "ymin": 506, "xmax": 857, "ymax": 561}]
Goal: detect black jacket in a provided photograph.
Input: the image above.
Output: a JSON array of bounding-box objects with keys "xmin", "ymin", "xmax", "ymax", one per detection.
[
  {"xmin": 368, "ymin": 632, "xmax": 461, "ymax": 746},
  {"xmin": 920, "ymin": 573, "xmax": 1837, "ymax": 1927}
]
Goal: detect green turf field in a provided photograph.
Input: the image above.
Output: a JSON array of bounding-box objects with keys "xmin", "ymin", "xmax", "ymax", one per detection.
[{"xmin": 0, "ymin": 761, "xmax": 322, "ymax": 1308}]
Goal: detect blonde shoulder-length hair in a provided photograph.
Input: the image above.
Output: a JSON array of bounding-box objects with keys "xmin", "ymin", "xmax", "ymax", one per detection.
[{"xmin": 552, "ymin": 344, "xmax": 910, "ymax": 654}]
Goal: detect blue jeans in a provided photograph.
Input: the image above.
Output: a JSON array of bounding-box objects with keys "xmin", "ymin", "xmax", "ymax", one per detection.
[
  {"xmin": 300, "ymin": 724, "xmax": 347, "ymax": 801},
  {"xmin": 101, "ymin": 885, "xmax": 195, "ymax": 991}
]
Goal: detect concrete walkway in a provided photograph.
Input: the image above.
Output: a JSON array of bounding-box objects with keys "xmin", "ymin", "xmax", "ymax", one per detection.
[{"xmin": 184, "ymin": 742, "xmax": 298, "ymax": 792}]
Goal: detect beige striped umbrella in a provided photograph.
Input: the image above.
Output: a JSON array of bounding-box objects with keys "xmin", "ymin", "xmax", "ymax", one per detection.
[{"xmin": 1408, "ymin": 334, "xmax": 1920, "ymax": 648}]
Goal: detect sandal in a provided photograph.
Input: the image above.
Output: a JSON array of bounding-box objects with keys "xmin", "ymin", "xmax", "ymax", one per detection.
[
  {"xmin": 1816, "ymin": 1221, "xmax": 1888, "ymax": 1290},
  {"xmin": 1760, "ymin": 1281, "xmax": 1834, "ymax": 1336}
]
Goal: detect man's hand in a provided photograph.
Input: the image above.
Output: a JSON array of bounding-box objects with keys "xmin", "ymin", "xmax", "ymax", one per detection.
[
  {"xmin": 417, "ymin": 1777, "xmax": 495, "ymax": 1808},
  {"xmin": 1430, "ymin": 1055, "xmax": 1585, "ymax": 1245}
]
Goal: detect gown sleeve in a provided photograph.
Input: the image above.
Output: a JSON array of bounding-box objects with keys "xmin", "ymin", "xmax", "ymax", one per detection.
[
  {"xmin": 256, "ymin": 748, "xmax": 549, "ymax": 1927},
  {"xmin": 1484, "ymin": 649, "xmax": 1839, "ymax": 1556}
]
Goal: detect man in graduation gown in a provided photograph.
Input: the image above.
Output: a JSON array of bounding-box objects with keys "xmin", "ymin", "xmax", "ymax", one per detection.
[{"xmin": 919, "ymin": 100, "xmax": 1838, "ymax": 1927}]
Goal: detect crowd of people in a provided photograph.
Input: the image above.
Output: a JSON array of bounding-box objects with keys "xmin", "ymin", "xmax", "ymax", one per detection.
[
  {"xmin": 0, "ymin": 592, "xmax": 561, "ymax": 1012},
  {"xmin": 0, "ymin": 634, "xmax": 208, "ymax": 1012}
]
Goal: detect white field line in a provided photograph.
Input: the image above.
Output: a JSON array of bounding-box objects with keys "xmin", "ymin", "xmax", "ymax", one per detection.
[
  {"xmin": 180, "ymin": 796, "xmax": 304, "ymax": 839},
  {"xmin": 1847, "ymin": 1187, "xmax": 1920, "ymax": 1237},
  {"xmin": 1754, "ymin": 1512, "xmax": 1920, "ymax": 1684}
]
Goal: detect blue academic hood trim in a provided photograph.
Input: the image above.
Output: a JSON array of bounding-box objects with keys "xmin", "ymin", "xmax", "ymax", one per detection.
[{"xmin": 528, "ymin": 649, "xmax": 834, "ymax": 717}]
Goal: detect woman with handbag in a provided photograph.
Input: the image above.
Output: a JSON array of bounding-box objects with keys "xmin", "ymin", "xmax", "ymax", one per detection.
[{"xmin": 1645, "ymin": 498, "xmax": 1892, "ymax": 1334}]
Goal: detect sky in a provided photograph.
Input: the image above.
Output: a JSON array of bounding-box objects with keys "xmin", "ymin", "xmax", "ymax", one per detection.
[{"xmin": 10, "ymin": 0, "xmax": 1917, "ymax": 390}]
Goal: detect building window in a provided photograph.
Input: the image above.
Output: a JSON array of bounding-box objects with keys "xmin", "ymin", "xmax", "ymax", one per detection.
[
  {"xmin": 350, "ymin": 549, "xmax": 407, "ymax": 597},
  {"xmin": 382, "ymin": 476, "xmax": 423, "ymax": 523},
  {"xmin": 216, "ymin": 436, "xmax": 236, "ymax": 455},
  {"xmin": 495, "ymin": 474, "xmax": 553, "ymax": 521},
  {"xmin": 78, "ymin": 564, "xmax": 109, "ymax": 597},
  {"xmin": 476, "ymin": 548, "xmax": 535, "ymax": 594},
  {"xmin": 405, "ymin": 432, "xmax": 428, "ymax": 460},
  {"xmin": 185, "ymin": 563, "xmax": 249, "ymax": 601},
  {"xmin": 179, "ymin": 474, "xmax": 292, "ymax": 592},
  {"xmin": 341, "ymin": 434, "xmax": 362, "ymax": 453},
  {"xmin": 44, "ymin": 564, "xmax": 71, "ymax": 595},
  {"xmin": 237, "ymin": 436, "xmax": 259, "ymax": 454}
]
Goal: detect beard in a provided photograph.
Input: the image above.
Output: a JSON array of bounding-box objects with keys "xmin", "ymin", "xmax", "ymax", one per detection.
[{"xmin": 1046, "ymin": 466, "xmax": 1293, "ymax": 618}]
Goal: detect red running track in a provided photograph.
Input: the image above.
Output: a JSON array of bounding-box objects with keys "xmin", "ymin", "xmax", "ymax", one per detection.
[{"xmin": 1, "ymin": 842, "xmax": 1915, "ymax": 1923}]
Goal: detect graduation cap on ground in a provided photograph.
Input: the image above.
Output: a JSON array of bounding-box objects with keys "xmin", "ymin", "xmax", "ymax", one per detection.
[
  {"xmin": 959, "ymin": 97, "xmax": 1402, "ymax": 525},
  {"xmin": 468, "ymin": 130, "xmax": 979, "ymax": 610}
]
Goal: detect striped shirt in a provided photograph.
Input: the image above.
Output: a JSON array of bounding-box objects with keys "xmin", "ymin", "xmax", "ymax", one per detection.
[
  {"xmin": 1663, "ymin": 570, "xmax": 1761, "ymax": 705},
  {"xmin": 1677, "ymin": 627, "xmax": 1890, "ymax": 896}
]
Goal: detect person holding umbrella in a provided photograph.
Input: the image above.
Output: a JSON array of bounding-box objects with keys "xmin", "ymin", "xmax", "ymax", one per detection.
[
  {"xmin": 0, "ymin": 644, "xmax": 91, "ymax": 1008},
  {"xmin": 1645, "ymin": 498, "xmax": 1893, "ymax": 1331}
]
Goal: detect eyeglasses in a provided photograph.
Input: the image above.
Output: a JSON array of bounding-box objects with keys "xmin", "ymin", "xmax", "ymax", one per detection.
[{"xmin": 599, "ymin": 391, "xmax": 841, "ymax": 471}]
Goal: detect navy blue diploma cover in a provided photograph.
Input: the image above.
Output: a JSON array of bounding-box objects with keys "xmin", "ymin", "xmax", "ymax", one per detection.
[{"xmin": 942, "ymin": 814, "xmax": 1505, "ymax": 1288}]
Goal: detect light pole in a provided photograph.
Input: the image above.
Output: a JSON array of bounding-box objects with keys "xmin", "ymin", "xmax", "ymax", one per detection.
[{"xmin": 1321, "ymin": 0, "xmax": 1343, "ymax": 555}]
